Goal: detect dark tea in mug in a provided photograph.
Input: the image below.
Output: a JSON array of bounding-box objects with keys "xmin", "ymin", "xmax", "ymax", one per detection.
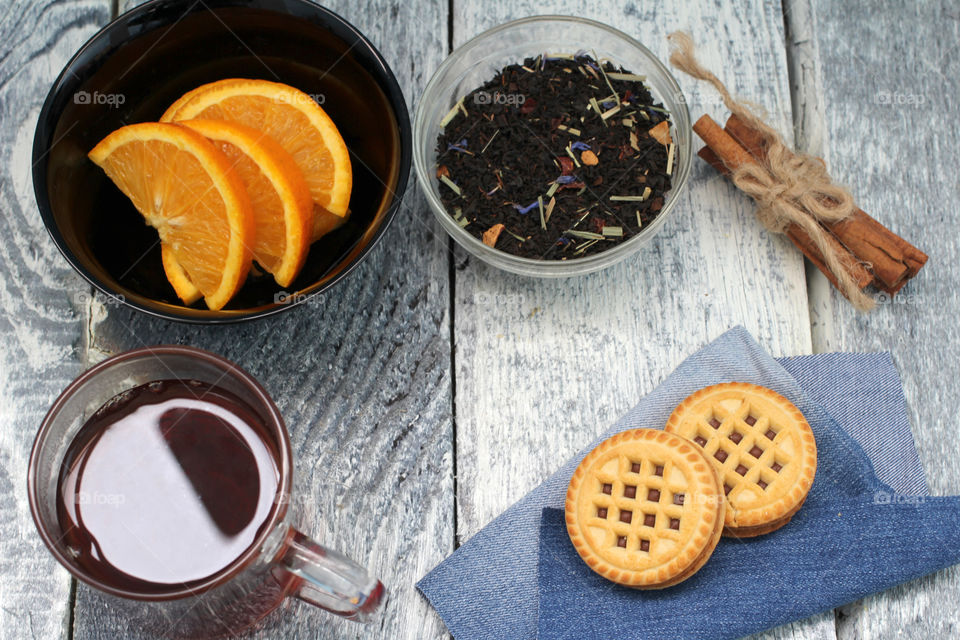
[
  {"xmin": 32, "ymin": 346, "xmax": 384, "ymax": 639},
  {"xmin": 56, "ymin": 379, "xmax": 282, "ymax": 593}
]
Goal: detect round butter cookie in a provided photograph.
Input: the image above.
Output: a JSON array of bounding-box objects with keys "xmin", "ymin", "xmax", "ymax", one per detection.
[
  {"xmin": 664, "ymin": 382, "xmax": 817, "ymax": 537},
  {"xmin": 565, "ymin": 428, "xmax": 725, "ymax": 589}
]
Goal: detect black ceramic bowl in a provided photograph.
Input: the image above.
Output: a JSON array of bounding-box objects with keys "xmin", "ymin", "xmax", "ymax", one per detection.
[{"xmin": 33, "ymin": 0, "xmax": 410, "ymax": 322}]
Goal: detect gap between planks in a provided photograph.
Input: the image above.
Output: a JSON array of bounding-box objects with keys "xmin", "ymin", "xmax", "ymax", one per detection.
[{"xmin": 447, "ymin": 0, "xmax": 459, "ymax": 553}]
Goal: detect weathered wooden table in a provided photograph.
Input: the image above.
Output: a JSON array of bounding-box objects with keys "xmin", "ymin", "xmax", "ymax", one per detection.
[{"xmin": 1, "ymin": 0, "xmax": 955, "ymax": 638}]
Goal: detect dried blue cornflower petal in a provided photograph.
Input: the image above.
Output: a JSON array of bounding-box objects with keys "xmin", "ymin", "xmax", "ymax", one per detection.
[
  {"xmin": 555, "ymin": 175, "xmax": 577, "ymax": 184},
  {"xmin": 447, "ymin": 138, "xmax": 470, "ymax": 153},
  {"xmin": 513, "ymin": 201, "xmax": 539, "ymax": 214},
  {"xmin": 570, "ymin": 141, "xmax": 591, "ymax": 151}
]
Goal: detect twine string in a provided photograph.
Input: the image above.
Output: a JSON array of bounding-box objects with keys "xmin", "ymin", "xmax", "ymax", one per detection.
[{"xmin": 668, "ymin": 31, "xmax": 874, "ymax": 311}]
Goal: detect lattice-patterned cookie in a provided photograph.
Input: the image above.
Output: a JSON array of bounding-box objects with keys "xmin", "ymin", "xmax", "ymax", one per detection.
[
  {"xmin": 565, "ymin": 429, "xmax": 725, "ymax": 589},
  {"xmin": 664, "ymin": 382, "xmax": 817, "ymax": 537}
]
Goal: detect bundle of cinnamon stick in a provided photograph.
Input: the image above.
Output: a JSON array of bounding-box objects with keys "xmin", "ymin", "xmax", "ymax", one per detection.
[{"xmin": 694, "ymin": 113, "xmax": 927, "ymax": 298}]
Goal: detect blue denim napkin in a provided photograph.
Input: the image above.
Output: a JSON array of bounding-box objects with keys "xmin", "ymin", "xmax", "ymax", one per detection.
[
  {"xmin": 537, "ymin": 494, "xmax": 960, "ymax": 639},
  {"xmin": 417, "ymin": 326, "xmax": 952, "ymax": 639}
]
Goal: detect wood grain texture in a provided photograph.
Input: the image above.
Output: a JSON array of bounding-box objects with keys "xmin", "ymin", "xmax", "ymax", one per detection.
[
  {"xmin": 72, "ymin": 1, "xmax": 453, "ymax": 639},
  {"xmin": 0, "ymin": 1, "xmax": 111, "ymax": 639},
  {"xmin": 804, "ymin": 1, "xmax": 960, "ymax": 638},
  {"xmin": 450, "ymin": 2, "xmax": 826, "ymax": 640},
  {"xmin": 782, "ymin": 0, "xmax": 846, "ymax": 349},
  {"xmin": 3, "ymin": 1, "xmax": 952, "ymax": 639}
]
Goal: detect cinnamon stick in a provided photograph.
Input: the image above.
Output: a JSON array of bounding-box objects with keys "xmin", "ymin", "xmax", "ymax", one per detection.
[
  {"xmin": 830, "ymin": 212, "xmax": 927, "ymax": 294},
  {"xmin": 786, "ymin": 226, "xmax": 874, "ymax": 291},
  {"xmin": 723, "ymin": 114, "xmax": 927, "ymax": 293},
  {"xmin": 692, "ymin": 115, "xmax": 874, "ymax": 292},
  {"xmin": 698, "ymin": 146, "xmax": 727, "ymax": 175}
]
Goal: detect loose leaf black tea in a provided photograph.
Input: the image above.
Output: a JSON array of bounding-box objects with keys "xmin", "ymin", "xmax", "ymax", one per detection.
[{"xmin": 436, "ymin": 52, "xmax": 675, "ymax": 260}]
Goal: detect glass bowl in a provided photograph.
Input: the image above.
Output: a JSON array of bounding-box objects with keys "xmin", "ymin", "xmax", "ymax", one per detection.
[{"xmin": 413, "ymin": 15, "xmax": 691, "ymax": 277}]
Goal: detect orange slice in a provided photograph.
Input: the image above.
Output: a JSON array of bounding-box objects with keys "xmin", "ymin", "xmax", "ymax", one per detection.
[
  {"xmin": 175, "ymin": 119, "xmax": 312, "ymax": 288},
  {"xmin": 161, "ymin": 206, "xmax": 351, "ymax": 306},
  {"xmin": 88, "ymin": 122, "xmax": 253, "ymax": 311},
  {"xmin": 160, "ymin": 79, "xmax": 353, "ymax": 238},
  {"xmin": 312, "ymin": 205, "xmax": 352, "ymax": 239},
  {"xmin": 161, "ymin": 243, "xmax": 203, "ymax": 305}
]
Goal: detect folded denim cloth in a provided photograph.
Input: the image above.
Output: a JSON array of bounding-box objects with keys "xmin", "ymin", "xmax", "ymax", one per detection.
[
  {"xmin": 538, "ymin": 495, "xmax": 960, "ymax": 639},
  {"xmin": 418, "ymin": 326, "xmax": 946, "ymax": 639},
  {"xmin": 776, "ymin": 352, "xmax": 926, "ymax": 495}
]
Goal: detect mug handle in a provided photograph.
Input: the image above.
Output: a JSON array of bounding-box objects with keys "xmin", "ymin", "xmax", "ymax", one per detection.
[{"xmin": 278, "ymin": 529, "xmax": 386, "ymax": 622}]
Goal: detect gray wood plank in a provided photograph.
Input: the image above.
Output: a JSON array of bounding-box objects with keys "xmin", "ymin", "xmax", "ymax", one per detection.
[
  {"xmin": 72, "ymin": 1, "xmax": 452, "ymax": 639},
  {"xmin": 451, "ymin": 2, "xmax": 829, "ymax": 640},
  {"xmin": 783, "ymin": 0, "xmax": 840, "ymax": 345},
  {"xmin": 452, "ymin": 0, "xmax": 809, "ymax": 537},
  {"xmin": 803, "ymin": 0, "xmax": 960, "ymax": 638},
  {"xmin": 0, "ymin": 1, "xmax": 112, "ymax": 639}
]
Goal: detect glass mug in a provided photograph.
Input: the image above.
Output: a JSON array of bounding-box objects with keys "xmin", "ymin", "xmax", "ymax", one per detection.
[{"xmin": 28, "ymin": 345, "xmax": 384, "ymax": 638}]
